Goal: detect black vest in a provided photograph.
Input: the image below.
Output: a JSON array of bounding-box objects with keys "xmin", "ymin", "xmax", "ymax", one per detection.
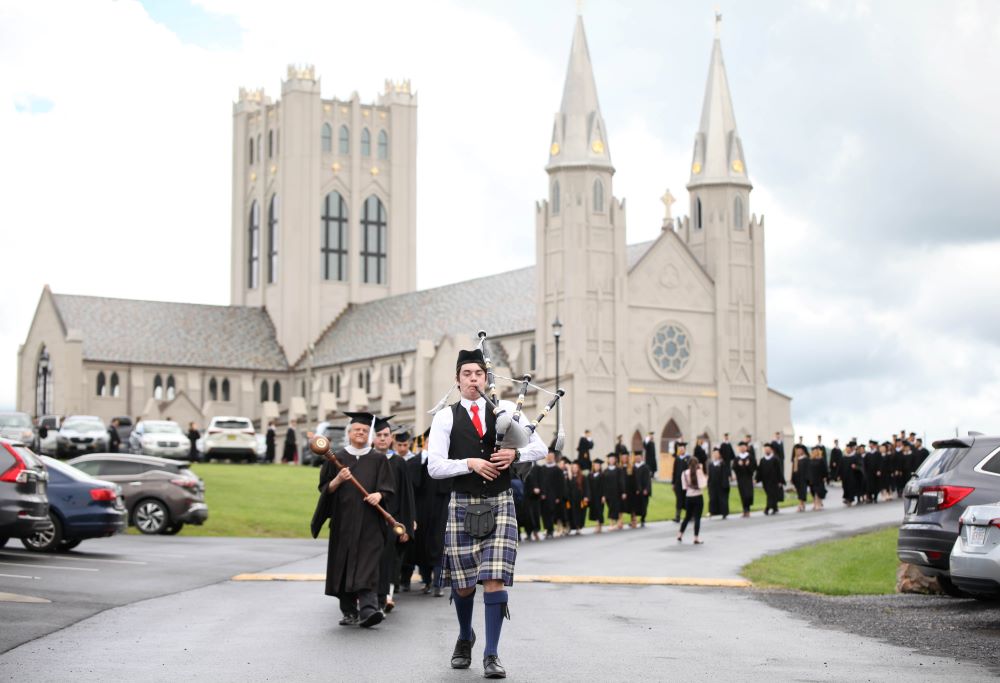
[{"xmin": 448, "ymin": 402, "xmax": 509, "ymax": 495}]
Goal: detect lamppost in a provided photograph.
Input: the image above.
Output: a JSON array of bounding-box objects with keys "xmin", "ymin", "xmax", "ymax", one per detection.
[
  {"xmin": 552, "ymin": 317, "xmax": 563, "ymax": 450},
  {"xmin": 37, "ymin": 348, "xmax": 50, "ymax": 416}
]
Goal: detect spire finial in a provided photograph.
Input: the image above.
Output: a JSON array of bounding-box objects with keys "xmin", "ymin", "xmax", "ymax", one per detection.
[
  {"xmin": 714, "ymin": 7, "xmax": 722, "ymax": 38},
  {"xmin": 576, "ymin": 0, "xmax": 584, "ymax": 17}
]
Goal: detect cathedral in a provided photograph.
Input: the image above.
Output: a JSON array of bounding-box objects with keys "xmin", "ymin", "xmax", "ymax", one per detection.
[{"xmin": 17, "ymin": 15, "xmax": 793, "ymax": 464}]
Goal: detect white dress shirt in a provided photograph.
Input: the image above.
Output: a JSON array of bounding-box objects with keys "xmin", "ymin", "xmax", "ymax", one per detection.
[{"xmin": 427, "ymin": 397, "xmax": 547, "ymax": 479}]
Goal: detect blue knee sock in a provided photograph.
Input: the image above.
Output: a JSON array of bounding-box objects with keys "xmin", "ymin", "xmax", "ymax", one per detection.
[
  {"xmin": 483, "ymin": 590, "xmax": 508, "ymax": 657},
  {"xmin": 452, "ymin": 589, "xmax": 475, "ymax": 640}
]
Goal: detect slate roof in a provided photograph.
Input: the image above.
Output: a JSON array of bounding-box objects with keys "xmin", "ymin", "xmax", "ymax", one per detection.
[
  {"xmin": 52, "ymin": 294, "xmax": 288, "ymax": 371},
  {"xmin": 303, "ymin": 239, "xmax": 656, "ymax": 369}
]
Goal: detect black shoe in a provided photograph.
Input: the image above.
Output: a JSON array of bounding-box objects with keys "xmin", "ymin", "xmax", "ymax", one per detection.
[
  {"xmin": 451, "ymin": 632, "xmax": 476, "ymax": 669},
  {"xmin": 483, "ymin": 655, "xmax": 506, "ymax": 679},
  {"xmin": 338, "ymin": 613, "xmax": 359, "ymax": 626},
  {"xmin": 421, "ymin": 583, "xmax": 432, "ymax": 595},
  {"xmin": 359, "ymin": 609, "xmax": 384, "ymax": 628}
]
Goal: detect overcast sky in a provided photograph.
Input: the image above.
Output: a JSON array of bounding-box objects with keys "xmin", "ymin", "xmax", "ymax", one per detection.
[{"xmin": 2, "ymin": 0, "xmax": 999, "ymax": 443}]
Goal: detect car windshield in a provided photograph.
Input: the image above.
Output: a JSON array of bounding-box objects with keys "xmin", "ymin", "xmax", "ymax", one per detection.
[
  {"xmin": 143, "ymin": 422, "xmax": 183, "ymax": 434},
  {"xmin": 63, "ymin": 420, "xmax": 105, "ymax": 432},
  {"xmin": 0, "ymin": 414, "xmax": 31, "ymax": 428},
  {"xmin": 916, "ymin": 447, "xmax": 969, "ymax": 479},
  {"xmin": 215, "ymin": 420, "xmax": 251, "ymax": 430}
]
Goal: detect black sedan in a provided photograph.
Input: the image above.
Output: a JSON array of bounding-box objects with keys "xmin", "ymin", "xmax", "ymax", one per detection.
[{"xmin": 21, "ymin": 456, "xmax": 126, "ymax": 552}]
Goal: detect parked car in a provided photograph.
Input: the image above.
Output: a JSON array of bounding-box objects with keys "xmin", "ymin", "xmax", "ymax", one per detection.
[
  {"xmin": 35, "ymin": 414, "xmax": 61, "ymax": 455},
  {"xmin": 23, "ymin": 456, "xmax": 126, "ymax": 552},
  {"xmin": 897, "ymin": 434, "xmax": 1000, "ymax": 597},
  {"xmin": 52, "ymin": 415, "xmax": 110, "ymax": 458},
  {"xmin": 0, "ymin": 412, "xmax": 36, "ymax": 446},
  {"xmin": 950, "ymin": 501, "xmax": 1000, "ymax": 599},
  {"xmin": 112, "ymin": 416, "xmax": 134, "ymax": 451},
  {"xmin": 203, "ymin": 416, "xmax": 256, "ymax": 463},
  {"xmin": 129, "ymin": 420, "xmax": 191, "ymax": 459},
  {"xmin": 67, "ymin": 454, "xmax": 207, "ymax": 535},
  {"xmin": 0, "ymin": 439, "xmax": 49, "ymax": 548}
]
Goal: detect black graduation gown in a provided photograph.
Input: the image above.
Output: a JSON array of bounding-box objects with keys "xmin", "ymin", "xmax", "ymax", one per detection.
[
  {"xmin": 707, "ymin": 460, "xmax": 731, "ymax": 517},
  {"xmin": 643, "ymin": 440, "xmax": 658, "ymax": 478},
  {"xmin": 732, "ymin": 453, "xmax": 756, "ymax": 510},
  {"xmin": 808, "ymin": 456, "xmax": 828, "ymax": 499},
  {"xmin": 379, "ymin": 453, "xmax": 416, "ymax": 596},
  {"xmin": 603, "ymin": 466, "xmax": 623, "ymax": 518},
  {"xmin": 313, "ymin": 448, "xmax": 395, "ymax": 597},
  {"xmin": 755, "ymin": 455, "xmax": 785, "ymax": 502},
  {"xmin": 283, "ymin": 427, "xmax": 297, "ymax": 463},
  {"xmin": 577, "ymin": 437, "xmax": 594, "ymax": 469},
  {"xmin": 567, "ymin": 474, "xmax": 588, "ymax": 529},
  {"xmin": 694, "ymin": 444, "xmax": 708, "ymax": 465},
  {"xmin": 829, "ymin": 447, "xmax": 843, "ymax": 482},
  {"xmin": 863, "ymin": 451, "xmax": 883, "ymax": 497},
  {"xmin": 623, "ymin": 467, "xmax": 638, "ymax": 516},
  {"xmin": 772, "ymin": 440, "xmax": 785, "ymax": 463},
  {"xmin": 719, "ymin": 441, "xmax": 735, "ymax": 465},
  {"xmin": 587, "ymin": 471, "xmax": 605, "ymax": 522},
  {"xmin": 524, "ymin": 464, "xmax": 544, "ymax": 533},
  {"xmin": 577, "ymin": 451, "xmax": 592, "ymax": 472},
  {"xmin": 413, "ymin": 456, "xmax": 450, "ymax": 572},
  {"xmin": 108, "ymin": 426, "xmax": 121, "ymax": 453},
  {"xmin": 187, "ymin": 429, "xmax": 200, "ymax": 459},
  {"xmin": 633, "ymin": 464, "xmax": 651, "ymax": 518},
  {"xmin": 265, "ymin": 427, "xmax": 276, "ymax": 461},
  {"xmin": 841, "ymin": 453, "xmax": 863, "ymax": 501},
  {"xmin": 792, "ymin": 455, "xmax": 810, "ymax": 501}
]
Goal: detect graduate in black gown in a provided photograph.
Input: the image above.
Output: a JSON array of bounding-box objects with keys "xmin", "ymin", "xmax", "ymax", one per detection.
[
  {"xmin": 524, "ymin": 463, "xmax": 543, "ymax": 542},
  {"xmin": 791, "ymin": 444, "xmax": 810, "ymax": 512},
  {"xmin": 587, "ymin": 459, "xmax": 606, "ymax": 533},
  {"xmin": 706, "ymin": 447, "xmax": 730, "ymax": 519},
  {"xmin": 808, "ymin": 446, "xmax": 829, "ymax": 511},
  {"xmin": 373, "ymin": 417, "xmax": 415, "ymax": 613},
  {"xmin": 732, "ymin": 441, "xmax": 756, "ymax": 517},
  {"xmin": 399, "ymin": 430, "xmax": 423, "ymax": 592},
  {"xmin": 411, "ymin": 429, "xmax": 450, "ymax": 595},
  {"xmin": 567, "ymin": 461, "xmax": 588, "ymax": 534},
  {"xmin": 312, "ymin": 412, "xmax": 395, "ymax": 628},
  {"xmin": 755, "ymin": 443, "xmax": 785, "ymax": 515},
  {"xmin": 556, "ymin": 457, "xmax": 572, "ymax": 535},
  {"xmin": 642, "ymin": 432, "xmax": 658, "ymax": 491},
  {"xmin": 623, "ymin": 454, "xmax": 639, "ymax": 528},
  {"xmin": 539, "ymin": 451, "xmax": 561, "ymax": 538},
  {"xmin": 576, "ymin": 430, "xmax": 594, "ymax": 472},
  {"xmin": 840, "ymin": 442, "xmax": 862, "ymax": 506},
  {"xmin": 863, "ymin": 441, "xmax": 883, "ymax": 504},
  {"xmin": 633, "ymin": 453, "xmax": 651, "ymax": 527},
  {"xmin": 671, "ymin": 442, "xmax": 691, "ymax": 523},
  {"xmin": 694, "ymin": 437, "xmax": 708, "ymax": 465},
  {"xmin": 719, "ymin": 433, "xmax": 735, "ymax": 465},
  {"xmin": 828, "ymin": 439, "xmax": 843, "ymax": 483},
  {"xmin": 603, "ymin": 453, "xmax": 624, "ymax": 530}
]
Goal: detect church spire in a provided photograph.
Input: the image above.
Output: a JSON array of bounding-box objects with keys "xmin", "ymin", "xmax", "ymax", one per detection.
[
  {"xmin": 547, "ymin": 15, "xmax": 613, "ymax": 173},
  {"xmin": 688, "ymin": 13, "xmax": 750, "ymax": 189}
]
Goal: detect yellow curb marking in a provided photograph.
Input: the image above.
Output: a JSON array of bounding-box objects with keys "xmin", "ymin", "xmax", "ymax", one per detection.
[
  {"xmin": 0, "ymin": 592, "xmax": 51, "ymax": 603},
  {"xmin": 231, "ymin": 573, "xmax": 750, "ymax": 588}
]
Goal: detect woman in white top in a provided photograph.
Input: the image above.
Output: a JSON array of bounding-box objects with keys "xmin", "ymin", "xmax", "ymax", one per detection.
[{"xmin": 677, "ymin": 456, "xmax": 708, "ymax": 544}]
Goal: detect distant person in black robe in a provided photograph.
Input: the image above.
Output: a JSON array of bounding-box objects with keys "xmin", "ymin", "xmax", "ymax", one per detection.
[
  {"xmin": 863, "ymin": 441, "xmax": 883, "ymax": 503},
  {"xmin": 567, "ymin": 462, "xmax": 588, "ymax": 534},
  {"xmin": 732, "ymin": 441, "xmax": 756, "ymax": 517},
  {"xmin": 720, "ymin": 433, "xmax": 735, "ymax": 465},
  {"xmin": 539, "ymin": 451, "xmax": 561, "ymax": 538},
  {"xmin": 400, "ymin": 431, "xmax": 424, "ymax": 591},
  {"xmin": 412, "ymin": 430, "xmax": 450, "ymax": 595},
  {"xmin": 671, "ymin": 442, "xmax": 691, "ymax": 523},
  {"xmin": 840, "ymin": 442, "xmax": 862, "ymax": 506},
  {"xmin": 643, "ymin": 432, "xmax": 658, "ymax": 489},
  {"xmin": 187, "ymin": 422, "xmax": 201, "ymax": 462},
  {"xmin": 808, "ymin": 446, "xmax": 828, "ymax": 511},
  {"xmin": 814, "ymin": 435, "xmax": 828, "ymax": 466},
  {"xmin": 524, "ymin": 464, "xmax": 543, "ymax": 542},
  {"xmin": 829, "ymin": 439, "xmax": 843, "ymax": 482},
  {"xmin": 312, "ymin": 412, "xmax": 395, "ymax": 628},
  {"xmin": 623, "ymin": 454, "xmax": 638, "ymax": 528},
  {"xmin": 375, "ymin": 419, "xmax": 415, "ymax": 613},
  {"xmin": 603, "ymin": 454, "xmax": 624, "ymax": 530},
  {"xmin": 694, "ymin": 437, "xmax": 708, "ymax": 465},
  {"xmin": 613, "ymin": 435, "xmax": 628, "ymax": 462},
  {"xmin": 913, "ymin": 439, "xmax": 930, "ymax": 471},
  {"xmin": 771, "ymin": 432, "xmax": 785, "ymax": 464},
  {"xmin": 791, "ymin": 444, "xmax": 810, "ymax": 512},
  {"xmin": 576, "ymin": 430, "xmax": 594, "ymax": 472},
  {"xmin": 264, "ymin": 422, "xmax": 276, "ymax": 463},
  {"xmin": 283, "ymin": 420, "xmax": 297, "ymax": 464},
  {"xmin": 556, "ymin": 457, "xmax": 572, "ymax": 535},
  {"xmin": 706, "ymin": 447, "xmax": 730, "ymax": 519},
  {"xmin": 633, "ymin": 453, "xmax": 651, "ymax": 527},
  {"xmin": 755, "ymin": 443, "xmax": 785, "ymax": 515},
  {"xmin": 108, "ymin": 419, "xmax": 121, "ymax": 453},
  {"xmin": 587, "ymin": 459, "xmax": 606, "ymax": 532},
  {"xmin": 745, "ymin": 434, "xmax": 757, "ymax": 462}
]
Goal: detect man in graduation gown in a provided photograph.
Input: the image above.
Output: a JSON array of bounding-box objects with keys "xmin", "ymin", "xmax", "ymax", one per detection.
[
  {"xmin": 642, "ymin": 432, "xmax": 658, "ymax": 489},
  {"xmin": 312, "ymin": 412, "xmax": 395, "ymax": 628},
  {"xmin": 671, "ymin": 442, "xmax": 691, "ymax": 523},
  {"xmin": 829, "ymin": 439, "xmax": 843, "ymax": 483},
  {"xmin": 603, "ymin": 453, "xmax": 623, "ymax": 530},
  {"xmin": 814, "ymin": 435, "xmax": 828, "ymax": 466},
  {"xmin": 840, "ymin": 442, "xmax": 862, "ymax": 506},
  {"xmin": 719, "ymin": 433, "xmax": 735, "ymax": 466},
  {"xmin": 633, "ymin": 453, "xmax": 651, "ymax": 527},
  {"xmin": 707, "ymin": 447, "xmax": 731, "ymax": 518},
  {"xmin": 539, "ymin": 451, "xmax": 563, "ymax": 538},
  {"xmin": 694, "ymin": 437, "xmax": 708, "ymax": 465},
  {"xmin": 863, "ymin": 440, "xmax": 883, "ymax": 504},
  {"xmin": 524, "ymin": 463, "xmax": 544, "ymax": 542},
  {"xmin": 771, "ymin": 431, "xmax": 785, "ymax": 463},
  {"xmin": 755, "ymin": 442, "xmax": 785, "ymax": 515},
  {"xmin": 576, "ymin": 430, "xmax": 595, "ymax": 472},
  {"xmin": 914, "ymin": 438, "xmax": 930, "ymax": 471},
  {"xmin": 732, "ymin": 441, "xmax": 756, "ymax": 517},
  {"xmin": 375, "ymin": 417, "xmax": 416, "ymax": 613},
  {"xmin": 745, "ymin": 434, "xmax": 757, "ymax": 462},
  {"xmin": 399, "ymin": 429, "xmax": 423, "ymax": 592},
  {"xmin": 587, "ymin": 458, "xmax": 606, "ymax": 533},
  {"xmin": 411, "ymin": 428, "xmax": 451, "ymax": 596}
]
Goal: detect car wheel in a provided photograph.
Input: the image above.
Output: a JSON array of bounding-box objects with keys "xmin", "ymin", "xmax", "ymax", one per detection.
[
  {"xmin": 57, "ymin": 539, "xmax": 82, "ymax": 552},
  {"xmin": 133, "ymin": 499, "xmax": 170, "ymax": 535},
  {"xmin": 162, "ymin": 523, "xmax": 185, "ymax": 536},
  {"xmin": 937, "ymin": 575, "xmax": 973, "ymax": 599},
  {"xmin": 22, "ymin": 514, "xmax": 63, "ymax": 552}
]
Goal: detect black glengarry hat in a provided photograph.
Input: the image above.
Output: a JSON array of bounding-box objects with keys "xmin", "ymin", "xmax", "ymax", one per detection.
[{"xmin": 456, "ymin": 348, "xmax": 487, "ymax": 373}]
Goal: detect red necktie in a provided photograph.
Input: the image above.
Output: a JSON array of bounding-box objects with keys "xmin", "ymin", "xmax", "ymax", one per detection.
[{"xmin": 470, "ymin": 404, "xmax": 484, "ymax": 438}]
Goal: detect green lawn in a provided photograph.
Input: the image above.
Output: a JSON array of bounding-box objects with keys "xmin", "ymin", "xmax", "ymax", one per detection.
[{"xmin": 741, "ymin": 526, "xmax": 899, "ymax": 595}]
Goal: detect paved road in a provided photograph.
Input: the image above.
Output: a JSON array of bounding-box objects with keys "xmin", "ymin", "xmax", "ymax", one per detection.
[{"xmin": 1, "ymin": 499, "xmax": 995, "ymax": 681}]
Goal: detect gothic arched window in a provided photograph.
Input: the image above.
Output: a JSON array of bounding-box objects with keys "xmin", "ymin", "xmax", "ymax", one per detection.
[
  {"xmin": 377, "ymin": 130, "xmax": 388, "ymax": 159},
  {"xmin": 388, "ymin": 365, "xmax": 395, "ymax": 384},
  {"xmin": 339, "ymin": 125, "xmax": 350, "ymax": 154},
  {"xmin": 110, "ymin": 372, "xmax": 120, "ymax": 398},
  {"xmin": 593, "ymin": 178, "xmax": 605, "ymax": 212},
  {"xmin": 260, "ymin": 380, "xmax": 269, "ymax": 403},
  {"xmin": 96, "ymin": 371, "xmax": 106, "ymax": 397},
  {"xmin": 153, "ymin": 374, "xmax": 163, "ymax": 400},
  {"xmin": 267, "ymin": 194, "xmax": 279, "ymax": 284},
  {"xmin": 364, "ymin": 369, "xmax": 371, "ymax": 394},
  {"xmin": 734, "ymin": 196, "xmax": 744, "ymax": 230},
  {"xmin": 221, "ymin": 378, "xmax": 231, "ymax": 402},
  {"xmin": 273, "ymin": 380, "xmax": 282, "ymax": 404},
  {"xmin": 361, "ymin": 195, "xmax": 387, "ymax": 285},
  {"xmin": 322, "ymin": 191, "xmax": 348, "ymax": 281},
  {"xmin": 268, "ymin": 130, "xmax": 274, "ymax": 158},
  {"xmin": 551, "ymin": 181, "xmax": 560, "ymax": 215},
  {"xmin": 256, "ymin": 135, "xmax": 261, "ymax": 163},
  {"xmin": 248, "ymin": 137, "xmax": 254, "ymax": 165},
  {"xmin": 321, "ymin": 123, "xmax": 332, "ymax": 152},
  {"xmin": 335, "ymin": 374, "xmax": 341, "ymax": 396},
  {"xmin": 361, "ymin": 128, "xmax": 371, "ymax": 157},
  {"xmin": 166, "ymin": 375, "xmax": 176, "ymax": 400},
  {"xmin": 209, "ymin": 377, "xmax": 218, "ymax": 401},
  {"xmin": 695, "ymin": 198, "xmax": 703, "ymax": 230},
  {"xmin": 396, "ymin": 364, "xmax": 402, "ymax": 387},
  {"xmin": 248, "ymin": 201, "xmax": 260, "ymax": 289}
]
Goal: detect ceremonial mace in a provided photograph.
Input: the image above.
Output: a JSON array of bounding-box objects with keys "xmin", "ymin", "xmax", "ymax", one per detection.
[{"xmin": 309, "ymin": 434, "xmax": 406, "ymax": 536}]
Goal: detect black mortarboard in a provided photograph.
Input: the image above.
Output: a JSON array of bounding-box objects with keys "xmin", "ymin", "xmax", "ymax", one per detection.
[
  {"xmin": 675, "ymin": 441, "xmax": 687, "ymax": 448},
  {"xmin": 737, "ymin": 441, "xmax": 748, "ymax": 447},
  {"xmin": 847, "ymin": 440, "xmax": 857, "ymax": 447},
  {"xmin": 456, "ymin": 348, "xmax": 486, "ymax": 372},
  {"xmin": 592, "ymin": 458, "xmax": 604, "ymax": 465},
  {"xmin": 343, "ymin": 411, "xmax": 376, "ymax": 426},
  {"xmin": 394, "ymin": 429, "xmax": 412, "ymax": 442},
  {"xmin": 374, "ymin": 414, "xmax": 396, "ymax": 432}
]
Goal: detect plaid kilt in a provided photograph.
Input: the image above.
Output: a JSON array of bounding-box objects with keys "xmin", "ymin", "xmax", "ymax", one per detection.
[{"xmin": 443, "ymin": 490, "xmax": 518, "ymax": 589}]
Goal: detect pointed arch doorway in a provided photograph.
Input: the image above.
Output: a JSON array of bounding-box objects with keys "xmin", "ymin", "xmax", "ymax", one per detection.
[{"xmin": 660, "ymin": 418, "xmax": 682, "ymax": 480}]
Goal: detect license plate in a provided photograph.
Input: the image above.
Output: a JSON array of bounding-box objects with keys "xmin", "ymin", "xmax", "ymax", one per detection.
[
  {"xmin": 969, "ymin": 526, "xmax": 987, "ymax": 546},
  {"xmin": 227, "ymin": 434, "xmax": 236, "ymax": 441}
]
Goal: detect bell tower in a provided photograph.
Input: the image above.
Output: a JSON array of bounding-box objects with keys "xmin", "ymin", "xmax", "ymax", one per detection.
[
  {"xmin": 683, "ymin": 14, "xmax": 768, "ymax": 436},
  {"xmin": 535, "ymin": 15, "xmax": 628, "ymax": 446}
]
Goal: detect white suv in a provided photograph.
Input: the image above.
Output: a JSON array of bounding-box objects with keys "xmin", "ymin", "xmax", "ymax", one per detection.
[{"xmin": 203, "ymin": 417, "xmax": 256, "ymax": 463}]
